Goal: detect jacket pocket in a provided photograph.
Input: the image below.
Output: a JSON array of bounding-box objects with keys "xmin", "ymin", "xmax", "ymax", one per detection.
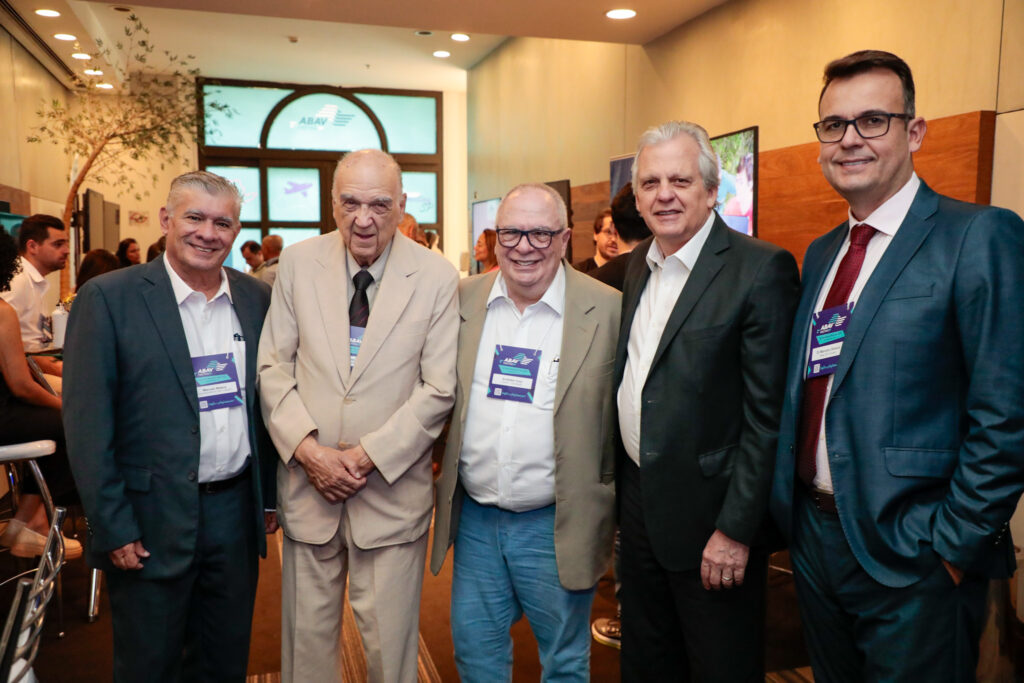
[
  {"xmin": 884, "ymin": 283, "xmax": 933, "ymax": 301},
  {"xmin": 697, "ymin": 444, "xmax": 736, "ymax": 477},
  {"xmin": 884, "ymin": 448, "xmax": 957, "ymax": 478},
  {"xmin": 122, "ymin": 465, "xmax": 152, "ymax": 492}
]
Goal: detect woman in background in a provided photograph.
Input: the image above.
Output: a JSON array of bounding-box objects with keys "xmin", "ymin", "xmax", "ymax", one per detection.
[
  {"xmin": 0, "ymin": 228, "xmax": 80, "ymax": 558},
  {"xmin": 115, "ymin": 237, "xmax": 140, "ymax": 267},
  {"xmin": 474, "ymin": 228, "xmax": 498, "ymax": 273},
  {"xmin": 76, "ymin": 248, "xmax": 119, "ymax": 290}
]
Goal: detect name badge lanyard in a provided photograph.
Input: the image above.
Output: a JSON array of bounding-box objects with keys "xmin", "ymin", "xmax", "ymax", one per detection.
[{"xmin": 487, "ymin": 306, "xmax": 559, "ymax": 404}]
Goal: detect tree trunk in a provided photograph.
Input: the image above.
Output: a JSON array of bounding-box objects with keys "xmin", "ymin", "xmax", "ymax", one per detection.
[{"xmin": 60, "ymin": 141, "xmax": 108, "ymax": 297}]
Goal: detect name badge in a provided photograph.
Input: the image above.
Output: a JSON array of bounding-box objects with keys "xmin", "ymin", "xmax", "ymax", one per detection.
[
  {"xmin": 349, "ymin": 326, "xmax": 365, "ymax": 369},
  {"xmin": 806, "ymin": 303, "xmax": 854, "ymax": 379},
  {"xmin": 487, "ymin": 345, "xmax": 541, "ymax": 403},
  {"xmin": 192, "ymin": 353, "xmax": 243, "ymax": 412}
]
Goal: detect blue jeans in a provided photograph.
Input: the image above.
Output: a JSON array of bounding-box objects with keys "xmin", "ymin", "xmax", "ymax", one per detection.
[{"xmin": 451, "ymin": 497, "xmax": 595, "ymax": 683}]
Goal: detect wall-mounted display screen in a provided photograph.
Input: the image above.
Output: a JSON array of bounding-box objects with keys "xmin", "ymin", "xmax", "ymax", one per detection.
[{"xmin": 710, "ymin": 126, "xmax": 758, "ymax": 237}]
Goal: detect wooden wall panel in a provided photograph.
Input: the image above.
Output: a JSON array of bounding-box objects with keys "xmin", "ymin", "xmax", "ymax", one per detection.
[
  {"xmin": 0, "ymin": 183, "xmax": 31, "ymax": 215},
  {"xmin": 569, "ymin": 180, "xmax": 610, "ymax": 264},
  {"xmin": 759, "ymin": 111, "xmax": 995, "ymax": 267}
]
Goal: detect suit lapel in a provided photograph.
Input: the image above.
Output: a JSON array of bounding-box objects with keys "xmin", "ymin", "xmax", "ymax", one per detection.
[
  {"xmin": 140, "ymin": 258, "xmax": 198, "ymax": 414},
  {"xmin": 830, "ymin": 183, "xmax": 939, "ymax": 393},
  {"xmin": 614, "ymin": 243, "xmax": 653, "ymax": 383},
  {"xmin": 457, "ymin": 273, "xmax": 495, "ymax": 421},
  {"xmin": 649, "ymin": 216, "xmax": 728, "ymax": 370},
  {"xmin": 349, "ymin": 234, "xmax": 416, "ymax": 387},
  {"xmin": 225, "ymin": 269, "xmax": 261, "ymax": 413},
  {"xmin": 555, "ymin": 267, "xmax": 597, "ymax": 414},
  {"xmin": 312, "ymin": 235, "xmax": 355, "ymax": 390}
]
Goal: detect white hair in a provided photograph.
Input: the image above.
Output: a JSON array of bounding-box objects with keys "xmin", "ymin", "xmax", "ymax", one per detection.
[{"xmin": 631, "ymin": 120, "xmax": 720, "ymax": 191}]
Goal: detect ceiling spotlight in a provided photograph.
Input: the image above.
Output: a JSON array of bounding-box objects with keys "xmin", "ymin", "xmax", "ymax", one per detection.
[
  {"xmin": 112, "ymin": 6, "xmax": 132, "ymax": 11},
  {"xmin": 432, "ymin": 50, "xmax": 451, "ymax": 58},
  {"xmin": 54, "ymin": 33, "xmax": 77, "ymax": 41},
  {"xmin": 71, "ymin": 53, "xmax": 91, "ymax": 60},
  {"xmin": 606, "ymin": 9, "xmax": 637, "ymax": 19},
  {"xmin": 95, "ymin": 83, "xmax": 114, "ymax": 89},
  {"xmin": 35, "ymin": 9, "xmax": 61, "ymax": 18},
  {"xmin": 84, "ymin": 68, "xmax": 103, "ymax": 76},
  {"xmin": 451, "ymin": 33, "xmax": 470, "ymax": 42},
  {"xmin": 415, "ymin": 30, "xmax": 433, "ymax": 37}
]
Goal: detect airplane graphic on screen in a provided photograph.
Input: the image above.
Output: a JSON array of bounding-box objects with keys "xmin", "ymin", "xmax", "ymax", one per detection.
[{"xmin": 284, "ymin": 181, "xmax": 314, "ymax": 197}]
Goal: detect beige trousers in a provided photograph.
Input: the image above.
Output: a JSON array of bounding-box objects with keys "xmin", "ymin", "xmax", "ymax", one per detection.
[{"xmin": 280, "ymin": 514, "xmax": 428, "ymax": 683}]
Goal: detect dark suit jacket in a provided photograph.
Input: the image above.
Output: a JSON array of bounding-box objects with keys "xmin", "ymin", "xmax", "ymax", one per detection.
[
  {"xmin": 616, "ymin": 214, "xmax": 799, "ymax": 571},
  {"xmin": 63, "ymin": 256, "xmax": 275, "ymax": 578},
  {"xmin": 591, "ymin": 252, "xmax": 630, "ymax": 291},
  {"xmin": 770, "ymin": 181, "xmax": 1024, "ymax": 587}
]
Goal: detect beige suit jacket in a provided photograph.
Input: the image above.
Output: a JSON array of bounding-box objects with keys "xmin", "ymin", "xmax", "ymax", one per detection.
[
  {"xmin": 258, "ymin": 231, "xmax": 458, "ymax": 548},
  {"xmin": 430, "ymin": 265, "xmax": 620, "ymax": 590}
]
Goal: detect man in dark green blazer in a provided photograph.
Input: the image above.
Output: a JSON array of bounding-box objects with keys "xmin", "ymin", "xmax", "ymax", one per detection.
[
  {"xmin": 63, "ymin": 171, "xmax": 277, "ymax": 683},
  {"xmin": 615, "ymin": 121, "xmax": 799, "ymax": 680}
]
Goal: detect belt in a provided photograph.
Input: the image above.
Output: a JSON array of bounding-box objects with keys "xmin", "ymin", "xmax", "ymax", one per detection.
[
  {"xmin": 198, "ymin": 466, "xmax": 250, "ymax": 494},
  {"xmin": 804, "ymin": 485, "xmax": 838, "ymax": 514}
]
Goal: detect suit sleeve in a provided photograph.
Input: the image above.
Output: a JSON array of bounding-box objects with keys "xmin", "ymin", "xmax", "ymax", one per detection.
[
  {"xmin": 932, "ymin": 208, "xmax": 1024, "ymax": 573},
  {"xmin": 62, "ymin": 283, "xmax": 141, "ymax": 553},
  {"xmin": 360, "ymin": 264, "xmax": 459, "ymax": 484},
  {"xmin": 257, "ymin": 249, "xmax": 320, "ymax": 463},
  {"xmin": 716, "ymin": 248, "xmax": 800, "ymax": 544}
]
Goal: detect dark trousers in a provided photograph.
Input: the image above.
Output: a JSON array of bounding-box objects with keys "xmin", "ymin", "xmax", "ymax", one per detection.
[
  {"xmin": 619, "ymin": 459, "xmax": 766, "ymax": 682},
  {"xmin": 106, "ymin": 478, "xmax": 259, "ymax": 683},
  {"xmin": 790, "ymin": 488, "xmax": 987, "ymax": 682}
]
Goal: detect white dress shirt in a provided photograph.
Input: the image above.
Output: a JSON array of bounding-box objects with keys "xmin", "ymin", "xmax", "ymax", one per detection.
[
  {"xmin": 811, "ymin": 173, "xmax": 920, "ymax": 491},
  {"xmin": 164, "ymin": 258, "xmax": 250, "ymax": 483},
  {"xmin": 459, "ymin": 265, "xmax": 566, "ymax": 511},
  {"xmin": 0, "ymin": 257, "xmax": 52, "ymax": 351},
  {"xmin": 617, "ymin": 210, "xmax": 716, "ymax": 465}
]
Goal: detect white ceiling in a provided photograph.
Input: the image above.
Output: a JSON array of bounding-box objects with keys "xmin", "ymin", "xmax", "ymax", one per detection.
[{"xmin": 5, "ymin": 0, "xmax": 726, "ymax": 92}]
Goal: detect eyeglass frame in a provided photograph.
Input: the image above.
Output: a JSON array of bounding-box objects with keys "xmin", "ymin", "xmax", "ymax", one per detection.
[
  {"xmin": 812, "ymin": 112, "xmax": 912, "ymax": 143},
  {"xmin": 494, "ymin": 227, "xmax": 566, "ymax": 249}
]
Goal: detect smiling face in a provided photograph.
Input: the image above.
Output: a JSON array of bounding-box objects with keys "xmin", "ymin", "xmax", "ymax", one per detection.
[
  {"xmin": 160, "ymin": 188, "xmax": 241, "ymax": 293},
  {"xmin": 634, "ymin": 134, "xmax": 717, "ymax": 256},
  {"xmin": 496, "ymin": 186, "xmax": 569, "ymax": 310},
  {"xmin": 332, "ymin": 151, "xmax": 406, "ymax": 267},
  {"xmin": 817, "ymin": 68, "xmax": 926, "ymax": 220}
]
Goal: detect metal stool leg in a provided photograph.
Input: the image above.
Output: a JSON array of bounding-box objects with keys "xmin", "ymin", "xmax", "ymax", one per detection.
[{"xmin": 87, "ymin": 569, "xmax": 102, "ymax": 622}]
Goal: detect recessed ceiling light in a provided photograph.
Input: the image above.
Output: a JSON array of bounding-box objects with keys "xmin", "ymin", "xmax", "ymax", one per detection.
[
  {"xmin": 415, "ymin": 30, "xmax": 433, "ymax": 37},
  {"xmin": 432, "ymin": 50, "xmax": 451, "ymax": 58},
  {"xmin": 606, "ymin": 9, "xmax": 637, "ymax": 19},
  {"xmin": 112, "ymin": 6, "xmax": 132, "ymax": 11},
  {"xmin": 83, "ymin": 68, "xmax": 103, "ymax": 76},
  {"xmin": 451, "ymin": 33, "xmax": 470, "ymax": 42},
  {"xmin": 35, "ymin": 9, "xmax": 61, "ymax": 18},
  {"xmin": 71, "ymin": 53, "xmax": 91, "ymax": 60},
  {"xmin": 96, "ymin": 83, "xmax": 114, "ymax": 89},
  {"xmin": 54, "ymin": 33, "xmax": 77, "ymax": 41}
]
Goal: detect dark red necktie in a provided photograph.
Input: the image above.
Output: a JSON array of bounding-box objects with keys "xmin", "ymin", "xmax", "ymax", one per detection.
[
  {"xmin": 349, "ymin": 269, "xmax": 373, "ymax": 329},
  {"xmin": 797, "ymin": 224, "xmax": 877, "ymax": 486}
]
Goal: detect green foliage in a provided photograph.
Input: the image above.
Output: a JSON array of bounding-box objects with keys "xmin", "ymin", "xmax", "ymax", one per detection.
[
  {"xmin": 25, "ymin": 14, "xmax": 229, "ymax": 204},
  {"xmin": 710, "ymin": 129, "xmax": 755, "ymax": 175}
]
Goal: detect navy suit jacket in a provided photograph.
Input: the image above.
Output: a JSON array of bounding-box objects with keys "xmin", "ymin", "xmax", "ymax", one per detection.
[
  {"xmin": 63, "ymin": 257, "xmax": 275, "ymax": 578},
  {"xmin": 770, "ymin": 181, "xmax": 1024, "ymax": 587},
  {"xmin": 615, "ymin": 215, "xmax": 799, "ymax": 571}
]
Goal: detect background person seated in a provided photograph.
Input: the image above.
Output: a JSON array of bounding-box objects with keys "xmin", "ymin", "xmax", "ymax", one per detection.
[
  {"xmin": 115, "ymin": 238, "xmax": 141, "ymax": 268},
  {"xmin": 0, "ymin": 228, "xmax": 80, "ymax": 559},
  {"xmin": 76, "ymin": 249, "xmax": 119, "ymax": 291}
]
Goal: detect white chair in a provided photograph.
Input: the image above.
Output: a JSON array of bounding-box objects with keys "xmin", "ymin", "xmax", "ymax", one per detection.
[{"xmin": 0, "ymin": 507, "xmax": 67, "ymax": 682}]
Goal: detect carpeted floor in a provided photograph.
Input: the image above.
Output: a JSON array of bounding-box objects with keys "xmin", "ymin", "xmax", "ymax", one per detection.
[{"xmin": 19, "ymin": 516, "xmax": 813, "ymax": 681}]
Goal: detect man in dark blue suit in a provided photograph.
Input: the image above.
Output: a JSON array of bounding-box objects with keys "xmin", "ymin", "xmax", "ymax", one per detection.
[
  {"xmin": 64, "ymin": 171, "xmax": 277, "ymax": 682},
  {"xmin": 770, "ymin": 50, "xmax": 1024, "ymax": 681}
]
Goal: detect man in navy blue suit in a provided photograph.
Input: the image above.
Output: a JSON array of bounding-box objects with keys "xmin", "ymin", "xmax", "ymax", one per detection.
[{"xmin": 770, "ymin": 49, "xmax": 1024, "ymax": 681}]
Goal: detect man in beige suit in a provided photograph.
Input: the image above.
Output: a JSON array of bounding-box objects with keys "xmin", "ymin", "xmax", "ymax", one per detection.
[
  {"xmin": 258, "ymin": 149, "xmax": 458, "ymax": 683},
  {"xmin": 431, "ymin": 183, "xmax": 620, "ymax": 681}
]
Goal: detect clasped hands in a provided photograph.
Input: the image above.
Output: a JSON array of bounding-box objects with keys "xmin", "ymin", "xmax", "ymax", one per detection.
[{"xmin": 294, "ymin": 434, "xmax": 375, "ymax": 503}]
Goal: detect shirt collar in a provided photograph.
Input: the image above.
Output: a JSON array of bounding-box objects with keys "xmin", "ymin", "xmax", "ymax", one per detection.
[
  {"xmin": 645, "ymin": 209, "xmax": 717, "ymax": 273},
  {"xmin": 487, "ymin": 262, "xmax": 566, "ymax": 317},
  {"xmin": 163, "ymin": 256, "xmax": 232, "ymax": 305},
  {"xmin": 345, "ymin": 238, "xmax": 392, "ymax": 284},
  {"xmin": 19, "ymin": 257, "xmax": 45, "ymax": 285},
  {"xmin": 847, "ymin": 172, "xmax": 920, "ymax": 237}
]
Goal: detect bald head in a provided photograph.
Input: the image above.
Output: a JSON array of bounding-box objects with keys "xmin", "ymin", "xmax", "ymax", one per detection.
[{"xmin": 331, "ymin": 148, "xmax": 407, "ymax": 267}]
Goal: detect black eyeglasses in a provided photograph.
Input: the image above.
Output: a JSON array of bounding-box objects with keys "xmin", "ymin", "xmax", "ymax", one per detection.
[
  {"xmin": 813, "ymin": 113, "xmax": 912, "ymax": 143},
  {"xmin": 495, "ymin": 228, "xmax": 564, "ymax": 249}
]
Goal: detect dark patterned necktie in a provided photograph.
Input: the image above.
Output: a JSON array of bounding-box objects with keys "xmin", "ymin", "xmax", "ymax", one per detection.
[
  {"xmin": 797, "ymin": 224, "xmax": 877, "ymax": 486},
  {"xmin": 349, "ymin": 269, "xmax": 373, "ymax": 328}
]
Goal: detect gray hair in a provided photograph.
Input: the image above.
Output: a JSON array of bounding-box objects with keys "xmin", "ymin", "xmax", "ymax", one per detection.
[
  {"xmin": 166, "ymin": 171, "xmax": 243, "ymax": 222},
  {"xmin": 631, "ymin": 120, "xmax": 720, "ymax": 191},
  {"xmin": 497, "ymin": 183, "xmax": 569, "ymax": 231},
  {"xmin": 332, "ymin": 148, "xmax": 404, "ymax": 195}
]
